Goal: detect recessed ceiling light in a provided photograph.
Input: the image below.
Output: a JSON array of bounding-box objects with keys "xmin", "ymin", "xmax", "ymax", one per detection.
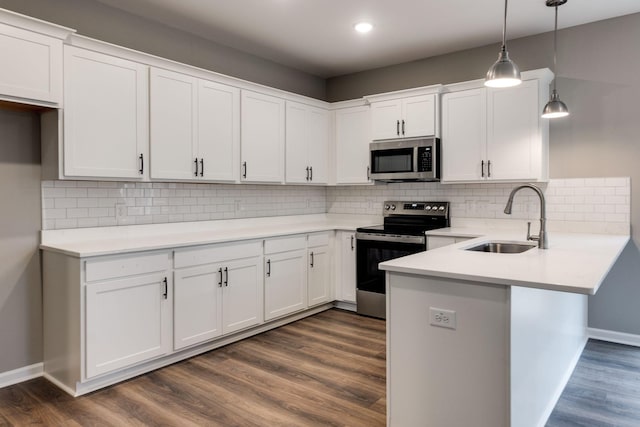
[{"xmin": 354, "ymin": 22, "xmax": 373, "ymax": 33}]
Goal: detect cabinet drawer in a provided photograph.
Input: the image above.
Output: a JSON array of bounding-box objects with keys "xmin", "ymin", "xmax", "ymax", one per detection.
[
  {"xmin": 85, "ymin": 252, "xmax": 170, "ymax": 282},
  {"xmin": 308, "ymin": 232, "xmax": 331, "ymax": 248},
  {"xmin": 174, "ymin": 240, "xmax": 262, "ymax": 269},
  {"xmin": 264, "ymin": 235, "xmax": 306, "ymax": 254}
]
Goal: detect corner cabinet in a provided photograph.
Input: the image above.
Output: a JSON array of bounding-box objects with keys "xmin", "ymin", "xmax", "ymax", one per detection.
[
  {"xmin": 285, "ymin": 101, "xmax": 329, "ymax": 184},
  {"xmin": 441, "ymin": 71, "xmax": 552, "ymax": 183},
  {"xmin": 63, "ymin": 46, "xmax": 149, "ymax": 179},
  {"xmin": 333, "ymin": 105, "xmax": 372, "ymax": 185},
  {"xmin": 149, "ymin": 67, "xmax": 240, "ymax": 182},
  {"xmin": 240, "ymin": 90, "xmax": 285, "ymax": 183}
]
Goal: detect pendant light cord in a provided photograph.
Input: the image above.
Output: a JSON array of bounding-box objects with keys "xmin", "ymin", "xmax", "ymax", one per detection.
[
  {"xmin": 553, "ymin": 6, "xmax": 558, "ymax": 91},
  {"xmin": 502, "ymin": 0, "xmax": 509, "ymax": 49}
]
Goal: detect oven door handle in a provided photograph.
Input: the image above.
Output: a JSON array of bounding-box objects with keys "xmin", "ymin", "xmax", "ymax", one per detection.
[{"xmin": 355, "ymin": 232, "xmax": 425, "ymax": 245}]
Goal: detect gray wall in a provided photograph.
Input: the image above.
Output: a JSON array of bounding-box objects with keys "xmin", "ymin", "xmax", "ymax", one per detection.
[
  {"xmin": 328, "ymin": 13, "xmax": 640, "ymax": 335},
  {"xmin": 0, "ymin": 108, "xmax": 42, "ymax": 373},
  {"xmin": 0, "ymin": 0, "xmax": 326, "ymax": 100}
]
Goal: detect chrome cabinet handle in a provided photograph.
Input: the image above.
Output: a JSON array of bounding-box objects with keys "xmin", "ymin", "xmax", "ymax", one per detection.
[
  {"xmin": 396, "ymin": 120, "xmax": 400, "ymax": 135},
  {"xmin": 350, "ymin": 235, "xmax": 354, "ymax": 250},
  {"xmin": 224, "ymin": 267, "xmax": 228, "ymax": 287},
  {"xmin": 139, "ymin": 154, "xmax": 144, "ymax": 175},
  {"xmin": 162, "ymin": 277, "xmax": 168, "ymax": 299},
  {"xmin": 401, "ymin": 119, "xmax": 405, "ymax": 135},
  {"xmin": 366, "ymin": 166, "xmax": 370, "ymax": 180},
  {"xmin": 306, "ymin": 166, "xmax": 310, "ymax": 181},
  {"xmin": 242, "ymin": 161, "xmax": 247, "ymax": 179},
  {"xmin": 310, "ymin": 252, "xmax": 314, "ymax": 268},
  {"xmin": 487, "ymin": 160, "xmax": 492, "ymax": 178},
  {"xmin": 194, "ymin": 158, "xmax": 199, "ymax": 177},
  {"xmin": 309, "ymin": 166, "xmax": 313, "ymax": 181},
  {"xmin": 481, "ymin": 160, "xmax": 485, "ymax": 178},
  {"xmin": 200, "ymin": 158, "xmax": 204, "ymax": 177},
  {"xmin": 218, "ymin": 267, "xmax": 223, "ymax": 287},
  {"xmin": 266, "ymin": 259, "xmax": 271, "ymax": 277}
]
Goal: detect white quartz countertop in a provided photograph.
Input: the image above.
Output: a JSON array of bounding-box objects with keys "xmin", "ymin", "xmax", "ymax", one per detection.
[
  {"xmin": 40, "ymin": 214, "xmax": 381, "ymax": 258},
  {"xmin": 380, "ymin": 226, "xmax": 629, "ymax": 295}
]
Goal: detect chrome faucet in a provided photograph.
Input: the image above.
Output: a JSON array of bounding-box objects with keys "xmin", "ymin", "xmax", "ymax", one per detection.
[{"xmin": 503, "ymin": 184, "xmax": 548, "ymax": 249}]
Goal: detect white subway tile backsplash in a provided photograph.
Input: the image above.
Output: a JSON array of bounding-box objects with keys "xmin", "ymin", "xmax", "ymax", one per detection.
[{"xmin": 41, "ymin": 177, "xmax": 629, "ymax": 231}]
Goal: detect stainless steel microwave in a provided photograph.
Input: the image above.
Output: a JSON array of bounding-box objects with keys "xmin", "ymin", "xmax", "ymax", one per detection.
[{"xmin": 369, "ymin": 137, "xmax": 440, "ymax": 182}]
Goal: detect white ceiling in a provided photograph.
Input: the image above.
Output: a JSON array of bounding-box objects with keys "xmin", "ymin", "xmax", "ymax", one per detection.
[{"xmin": 95, "ymin": 0, "xmax": 640, "ymax": 78}]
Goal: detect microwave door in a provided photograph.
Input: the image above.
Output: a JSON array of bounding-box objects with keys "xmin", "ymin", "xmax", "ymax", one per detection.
[{"xmin": 371, "ymin": 148, "xmax": 413, "ymax": 174}]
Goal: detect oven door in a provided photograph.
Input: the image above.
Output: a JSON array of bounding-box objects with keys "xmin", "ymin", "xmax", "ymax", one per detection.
[{"xmin": 355, "ymin": 233, "xmax": 425, "ymax": 319}]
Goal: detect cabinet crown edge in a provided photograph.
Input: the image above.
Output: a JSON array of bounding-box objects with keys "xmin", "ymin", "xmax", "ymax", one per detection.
[{"xmin": 0, "ymin": 7, "xmax": 75, "ymax": 40}]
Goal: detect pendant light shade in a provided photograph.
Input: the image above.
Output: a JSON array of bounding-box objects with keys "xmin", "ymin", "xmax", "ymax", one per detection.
[
  {"xmin": 485, "ymin": 0, "xmax": 521, "ymax": 88},
  {"xmin": 542, "ymin": 0, "xmax": 569, "ymax": 118}
]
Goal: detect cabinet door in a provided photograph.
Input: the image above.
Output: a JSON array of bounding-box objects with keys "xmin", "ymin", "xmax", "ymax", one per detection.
[
  {"xmin": 487, "ymin": 80, "xmax": 540, "ymax": 181},
  {"xmin": 264, "ymin": 249, "xmax": 307, "ymax": 321},
  {"xmin": 223, "ymin": 256, "xmax": 263, "ymax": 334},
  {"xmin": 402, "ymin": 94, "xmax": 436, "ymax": 138},
  {"xmin": 441, "ymin": 88, "xmax": 486, "ymax": 182},
  {"xmin": 335, "ymin": 106, "xmax": 372, "ymax": 185},
  {"xmin": 198, "ymin": 80, "xmax": 240, "ymax": 182},
  {"xmin": 240, "ymin": 90, "xmax": 285, "ymax": 183},
  {"xmin": 64, "ymin": 47, "xmax": 148, "ymax": 179},
  {"xmin": 337, "ymin": 232, "xmax": 357, "ymax": 303},
  {"xmin": 285, "ymin": 101, "xmax": 309, "ymax": 183},
  {"xmin": 307, "ymin": 107, "xmax": 329, "ymax": 184},
  {"xmin": 85, "ymin": 272, "xmax": 170, "ymax": 378},
  {"xmin": 149, "ymin": 68, "xmax": 197, "ymax": 180},
  {"xmin": 174, "ymin": 264, "xmax": 223, "ymax": 350},
  {"xmin": 370, "ymin": 99, "xmax": 402, "ymax": 140},
  {"xmin": 308, "ymin": 245, "xmax": 331, "ymax": 307},
  {"xmin": 0, "ymin": 22, "xmax": 62, "ymax": 104}
]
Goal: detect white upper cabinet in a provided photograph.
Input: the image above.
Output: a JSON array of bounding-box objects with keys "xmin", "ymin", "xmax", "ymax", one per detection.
[
  {"xmin": 150, "ymin": 68, "xmax": 240, "ymax": 182},
  {"xmin": 150, "ymin": 68, "xmax": 198, "ymax": 180},
  {"xmin": 0, "ymin": 10, "xmax": 73, "ymax": 106},
  {"xmin": 285, "ymin": 101, "xmax": 329, "ymax": 184},
  {"xmin": 442, "ymin": 73, "xmax": 550, "ymax": 183},
  {"xmin": 63, "ymin": 46, "xmax": 149, "ymax": 179},
  {"xmin": 334, "ymin": 105, "xmax": 372, "ymax": 185},
  {"xmin": 198, "ymin": 80, "xmax": 240, "ymax": 182},
  {"xmin": 369, "ymin": 93, "xmax": 437, "ymax": 140},
  {"xmin": 241, "ymin": 90, "xmax": 285, "ymax": 183}
]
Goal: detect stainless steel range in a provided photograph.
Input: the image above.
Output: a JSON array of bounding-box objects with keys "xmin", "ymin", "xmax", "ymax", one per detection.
[{"xmin": 355, "ymin": 201, "xmax": 450, "ymax": 319}]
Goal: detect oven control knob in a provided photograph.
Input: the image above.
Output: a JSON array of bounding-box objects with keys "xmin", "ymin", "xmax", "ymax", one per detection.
[
  {"xmin": 384, "ymin": 204, "xmax": 390, "ymax": 210},
  {"xmin": 425, "ymin": 205, "xmax": 432, "ymax": 210},
  {"xmin": 390, "ymin": 204, "xmax": 396, "ymax": 210},
  {"xmin": 438, "ymin": 206, "xmax": 445, "ymax": 211}
]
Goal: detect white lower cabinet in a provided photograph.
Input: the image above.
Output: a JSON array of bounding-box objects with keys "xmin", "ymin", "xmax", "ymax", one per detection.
[
  {"xmin": 336, "ymin": 231, "xmax": 357, "ymax": 303},
  {"xmin": 83, "ymin": 252, "xmax": 172, "ymax": 379},
  {"xmin": 307, "ymin": 232, "xmax": 332, "ymax": 307},
  {"xmin": 173, "ymin": 241, "xmax": 263, "ymax": 350},
  {"xmin": 264, "ymin": 235, "xmax": 308, "ymax": 321}
]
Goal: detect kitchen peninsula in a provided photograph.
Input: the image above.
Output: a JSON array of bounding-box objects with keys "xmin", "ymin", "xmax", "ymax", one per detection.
[{"xmin": 380, "ymin": 228, "xmax": 629, "ymax": 427}]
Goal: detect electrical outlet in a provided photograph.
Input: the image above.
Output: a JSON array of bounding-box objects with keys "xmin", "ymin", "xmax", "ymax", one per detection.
[
  {"xmin": 115, "ymin": 203, "xmax": 127, "ymax": 225},
  {"xmin": 429, "ymin": 307, "xmax": 457, "ymax": 330}
]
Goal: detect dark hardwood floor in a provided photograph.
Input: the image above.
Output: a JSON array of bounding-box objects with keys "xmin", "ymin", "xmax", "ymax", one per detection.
[
  {"xmin": 547, "ymin": 339, "xmax": 640, "ymax": 427},
  {"xmin": 0, "ymin": 309, "xmax": 386, "ymax": 426},
  {"xmin": 2, "ymin": 311, "xmax": 640, "ymax": 427}
]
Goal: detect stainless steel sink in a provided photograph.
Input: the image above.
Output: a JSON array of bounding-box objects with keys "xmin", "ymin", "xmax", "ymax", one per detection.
[{"xmin": 465, "ymin": 241, "xmax": 536, "ymax": 254}]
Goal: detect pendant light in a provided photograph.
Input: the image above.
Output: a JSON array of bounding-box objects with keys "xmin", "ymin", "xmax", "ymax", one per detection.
[
  {"xmin": 485, "ymin": 0, "xmax": 521, "ymax": 88},
  {"xmin": 542, "ymin": 0, "xmax": 569, "ymax": 118}
]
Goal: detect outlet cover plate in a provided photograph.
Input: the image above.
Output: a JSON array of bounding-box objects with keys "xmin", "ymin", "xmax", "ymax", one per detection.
[{"xmin": 429, "ymin": 307, "xmax": 457, "ymax": 330}]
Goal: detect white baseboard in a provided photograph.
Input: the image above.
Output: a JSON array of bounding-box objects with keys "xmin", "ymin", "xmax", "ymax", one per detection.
[
  {"xmin": 588, "ymin": 328, "xmax": 640, "ymax": 347},
  {"xmin": 0, "ymin": 362, "xmax": 43, "ymax": 389}
]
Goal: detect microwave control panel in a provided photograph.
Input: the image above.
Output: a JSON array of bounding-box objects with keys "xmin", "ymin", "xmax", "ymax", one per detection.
[{"xmin": 417, "ymin": 146, "xmax": 433, "ymax": 172}]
